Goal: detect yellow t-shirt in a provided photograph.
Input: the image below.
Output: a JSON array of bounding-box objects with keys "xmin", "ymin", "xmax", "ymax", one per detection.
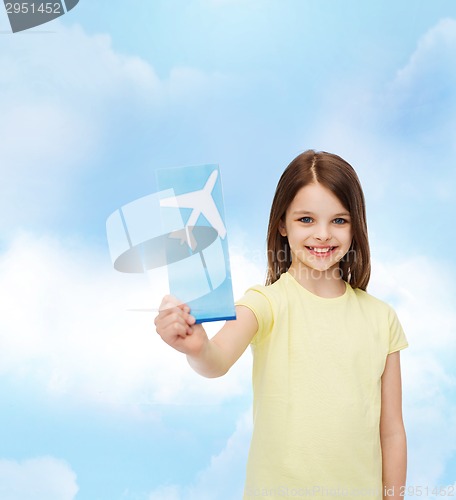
[{"xmin": 237, "ymin": 272, "xmax": 408, "ymax": 499}]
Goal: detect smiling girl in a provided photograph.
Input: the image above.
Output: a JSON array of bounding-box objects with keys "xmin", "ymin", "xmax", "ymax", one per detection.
[{"xmin": 155, "ymin": 150, "xmax": 408, "ymax": 499}]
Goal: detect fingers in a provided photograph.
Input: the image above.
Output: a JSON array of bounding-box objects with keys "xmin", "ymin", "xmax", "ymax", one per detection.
[
  {"xmin": 157, "ymin": 311, "xmax": 191, "ymax": 338},
  {"xmin": 154, "ymin": 295, "xmax": 196, "ymax": 340},
  {"xmin": 159, "ymin": 295, "xmax": 188, "ymax": 313},
  {"xmin": 155, "ymin": 296, "xmax": 194, "ymax": 325}
]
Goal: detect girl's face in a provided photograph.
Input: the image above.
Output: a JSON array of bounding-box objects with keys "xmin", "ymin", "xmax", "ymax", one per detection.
[{"xmin": 279, "ymin": 182, "xmax": 353, "ymax": 278}]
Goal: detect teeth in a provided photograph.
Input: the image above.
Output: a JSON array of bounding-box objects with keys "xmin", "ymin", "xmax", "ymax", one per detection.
[{"xmin": 309, "ymin": 247, "xmax": 333, "ymax": 253}]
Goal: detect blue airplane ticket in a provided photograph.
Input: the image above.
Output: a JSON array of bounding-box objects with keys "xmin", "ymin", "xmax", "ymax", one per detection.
[{"xmin": 155, "ymin": 164, "xmax": 236, "ymax": 323}]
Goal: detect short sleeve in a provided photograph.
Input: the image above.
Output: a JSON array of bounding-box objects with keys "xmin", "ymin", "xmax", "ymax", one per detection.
[
  {"xmin": 235, "ymin": 287, "xmax": 273, "ymax": 345},
  {"xmin": 387, "ymin": 306, "xmax": 409, "ymax": 354}
]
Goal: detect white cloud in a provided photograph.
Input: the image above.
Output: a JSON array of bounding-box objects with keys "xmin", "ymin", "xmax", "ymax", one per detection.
[
  {"xmin": 165, "ymin": 66, "xmax": 241, "ymax": 107},
  {"xmin": 148, "ymin": 485, "xmax": 181, "ymax": 500},
  {"xmin": 307, "ymin": 17, "xmax": 456, "ymax": 205},
  {"xmin": 0, "ymin": 231, "xmax": 262, "ymax": 411},
  {"xmin": 0, "ymin": 456, "xmax": 78, "ymax": 500},
  {"xmin": 148, "ymin": 410, "xmax": 251, "ymax": 500},
  {"xmin": 0, "ymin": 226, "xmax": 455, "ymax": 490},
  {"xmin": 386, "ymin": 17, "xmax": 456, "ymax": 156},
  {"xmin": 185, "ymin": 409, "xmax": 251, "ymax": 499},
  {"xmin": 1, "ymin": 10, "xmax": 455, "ymax": 499},
  {"xmin": 0, "ymin": 23, "xmax": 161, "ymax": 106},
  {"xmin": 0, "ymin": 23, "xmax": 157, "ymax": 233},
  {"xmin": 387, "ymin": 17, "xmax": 456, "ymax": 166},
  {"xmin": 394, "ymin": 18, "xmax": 456, "ymax": 94},
  {"xmin": 369, "ymin": 256, "xmax": 456, "ymax": 487},
  {"xmin": 0, "ymin": 22, "xmax": 240, "ymax": 234}
]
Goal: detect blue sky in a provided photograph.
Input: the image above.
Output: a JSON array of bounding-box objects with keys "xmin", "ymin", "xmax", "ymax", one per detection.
[{"xmin": 0, "ymin": 1, "xmax": 455, "ymax": 498}]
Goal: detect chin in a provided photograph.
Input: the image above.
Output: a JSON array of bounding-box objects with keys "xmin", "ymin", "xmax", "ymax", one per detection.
[{"xmin": 308, "ymin": 262, "xmax": 341, "ymax": 274}]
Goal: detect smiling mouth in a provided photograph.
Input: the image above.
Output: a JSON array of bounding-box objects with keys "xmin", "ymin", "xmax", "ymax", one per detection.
[{"xmin": 305, "ymin": 246, "xmax": 337, "ymax": 257}]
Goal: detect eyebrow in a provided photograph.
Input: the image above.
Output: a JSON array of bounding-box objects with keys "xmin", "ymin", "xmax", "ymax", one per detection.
[{"xmin": 292, "ymin": 210, "xmax": 351, "ymax": 217}]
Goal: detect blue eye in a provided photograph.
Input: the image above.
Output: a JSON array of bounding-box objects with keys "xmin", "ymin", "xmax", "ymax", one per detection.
[
  {"xmin": 300, "ymin": 217, "xmax": 313, "ymax": 223},
  {"xmin": 333, "ymin": 218, "xmax": 348, "ymax": 225}
]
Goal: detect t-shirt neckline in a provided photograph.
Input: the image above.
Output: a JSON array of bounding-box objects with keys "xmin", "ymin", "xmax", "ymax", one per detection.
[{"xmin": 284, "ymin": 272, "xmax": 350, "ymax": 302}]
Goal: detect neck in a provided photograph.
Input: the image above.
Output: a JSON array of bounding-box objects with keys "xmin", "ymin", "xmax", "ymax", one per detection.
[{"xmin": 288, "ymin": 264, "xmax": 346, "ymax": 298}]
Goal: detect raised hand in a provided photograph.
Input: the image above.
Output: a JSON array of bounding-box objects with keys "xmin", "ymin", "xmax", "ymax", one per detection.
[{"xmin": 154, "ymin": 295, "xmax": 209, "ymax": 357}]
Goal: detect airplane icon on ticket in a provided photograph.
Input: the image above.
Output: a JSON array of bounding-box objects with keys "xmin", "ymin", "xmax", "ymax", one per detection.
[
  {"xmin": 106, "ymin": 164, "xmax": 236, "ymax": 323},
  {"xmin": 160, "ymin": 170, "xmax": 227, "ymax": 251}
]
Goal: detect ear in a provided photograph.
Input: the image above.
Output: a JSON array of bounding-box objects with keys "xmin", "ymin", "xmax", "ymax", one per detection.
[{"xmin": 278, "ymin": 219, "xmax": 287, "ymax": 237}]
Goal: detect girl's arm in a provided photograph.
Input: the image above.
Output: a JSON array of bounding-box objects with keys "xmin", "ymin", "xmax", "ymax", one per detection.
[
  {"xmin": 154, "ymin": 296, "xmax": 258, "ymax": 378},
  {"xmin": 380, "ymin": 351, "xmax": 407, "ymax": 500}
]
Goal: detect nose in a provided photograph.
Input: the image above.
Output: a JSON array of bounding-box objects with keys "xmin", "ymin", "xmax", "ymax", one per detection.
[{"xmin": 314, "ymin": 224, "xmax": 331, "ymax": 242}]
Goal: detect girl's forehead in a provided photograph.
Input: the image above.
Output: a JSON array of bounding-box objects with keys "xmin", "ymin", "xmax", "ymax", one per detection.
[{"xmin": 289, "ymin": 183, "xmax": 347, "ymax": 211}]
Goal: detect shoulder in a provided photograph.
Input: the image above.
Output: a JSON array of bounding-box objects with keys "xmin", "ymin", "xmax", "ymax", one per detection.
[
  {"xmin": 351, "ymin": 286, "xmax": 408, "ymax": 351},
  {"xmin": 235, "ymin": 274, "xmax": 289, "ymax": 337},
  {"xmin": 351, "ymin": 286, "xmax": 396, "ymax": 316},
  {"xmin": 237, "ymin": 273, "xmax": 288, "ymax": 306}
]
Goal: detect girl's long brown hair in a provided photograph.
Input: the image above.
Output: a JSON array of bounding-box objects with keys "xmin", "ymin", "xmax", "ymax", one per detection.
[{"xmin": 266, "ymin": 150, "xmax": 371, "ymax": 290}]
